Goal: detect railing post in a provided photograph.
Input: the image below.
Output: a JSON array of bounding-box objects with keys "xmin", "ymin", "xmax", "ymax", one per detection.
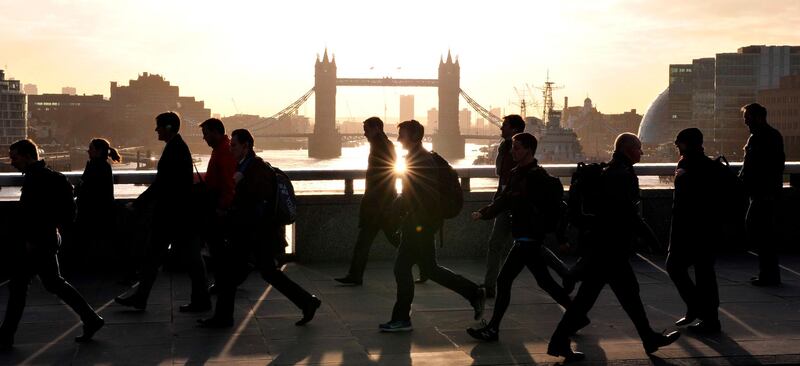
[
  {"xmin": 344, "ymin": 178, "xmax": 354, "ymax": 196},
  {"xmin": 460, "ymin": 177, "xmax": 471, "ymax": 192}
]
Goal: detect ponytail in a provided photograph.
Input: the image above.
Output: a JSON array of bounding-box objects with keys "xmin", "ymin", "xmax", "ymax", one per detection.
[
  {"xmin": 108, "ymin": 146, "xmax": 122, "ymax": 163},
  {"xmin": 90, "ymin": 138, "xmax": 122, "ymax": 163}
]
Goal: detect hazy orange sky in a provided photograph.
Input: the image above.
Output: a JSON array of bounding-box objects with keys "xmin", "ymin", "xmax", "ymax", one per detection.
[{"xmin": 2, "ymin": 0, "xmax": 799, "ymax": 122}]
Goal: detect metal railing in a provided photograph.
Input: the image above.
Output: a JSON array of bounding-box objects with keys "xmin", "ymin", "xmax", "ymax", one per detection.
[{"xmin": 1, "ymin": 163, "xmax": 799, "ymax": 195}]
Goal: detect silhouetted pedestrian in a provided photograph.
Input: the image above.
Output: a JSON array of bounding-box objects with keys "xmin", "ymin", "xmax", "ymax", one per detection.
[
  {"xmin": 379, "ymin": 120, "xmax": 485, "ymax": 333},
  {"xmin": 115, "ymin": 112, "xmax": 211, "ymax": 311},
  {"xmin": 548, "ymin": 133, "xmax": 679, "ymax": 362},
  {"xmin": 667, "ymin": 128, "xmax": 721, "ymax": 334},
  {"xmin": 480, "ymin": 115, "xmax": 524, "ymax": 299},
  {"xmin": 738, "ymin": 103, "xmax": 785, "ymax": 286},
  {"xmin": 198, "ymin": 129, "xmax": 321, "ymax": 328},
  {"xmin": 0, "ymin": 139, "xmax": 104, "ymax": 350},
  {"xmin": 195, "ymin": 118, "xmax": 237, "ymax": 299},
  {"xmin": 336, "ymin": 117, "xmax": 401, "ymax": 286},
  {"xmin": 467, "ymin": 132, "xmax": 577, "ymax": 342}
]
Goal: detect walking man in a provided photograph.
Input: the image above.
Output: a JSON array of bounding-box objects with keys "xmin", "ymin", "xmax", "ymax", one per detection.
[
  {"xmin": 336, "ymin": 117, "xmax": 400, "ymax": 285},
  {"xmin": 667, "ymin": 128, "xmax": 721, "ymax": 333},
  {"xmin": 1, "ymin": 139, "xmax": 104, "ymax": 350},
  {"xmin": 380, "ymin": 120, "xmax": 485, "ymax": 332},
  {"xmin": 739, "ymin": 103, "xmax": 785, "ymax": 286},
  {"xmin": 199, "ymin": 129, "xmax": 321, "ymax": 327},
  {"xmin": 547, "ymin": 133, "xmax": 679, "ymax": 361},
  {"xmin": 115, "ymin": 112, "xmax": 211, "ymax": 311}
]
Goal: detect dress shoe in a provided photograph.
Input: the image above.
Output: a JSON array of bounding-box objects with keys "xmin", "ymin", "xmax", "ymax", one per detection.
[
  {"xmin": 689, "ymin": 319, "xmax": 721, "ymax": 334},
  {"xmin": 334, "ymin": 276, "xmax": 363, "ymax": 286},
  {"xmin": 470, "ymin": 288, "xmax": 486, "ymax": 320},
  {"xmin": 296, "ymin": 296, "xmax": 322, "ymax": 326},
  {"xmin": 675, "ymin": 314, "xmax": 697, "ymax": 326},
  {"xmin": 415, "ymin": 275, "xmax": 428, "ymax": 284},
  {"xmin": 75, "ymin": 316, "xmax": 105, "ymax": 342},
  {"xmin": 547, "ymin": 341, "xmax": 585, "ymax": 362},
  {"xmin": 114, "ymin": 293, "xmax": 147, "ymax": 310},
  {"xmin": 179, "ymin": 302, "xmax": 212, "ymax": 313},
  {"xmin": 643, "ymin": 330, "xmax": 681, "ymax": 354},
  {"xmin": 197, "ymin": 317, "xmax": 234, "ymax": 328},
  {"xmin": 750, "ymin": 276, "xmax": 781, "ymax": 287},
  {"xmin": 467, "ymin": 323, "xmax": 499, "ymax": 342},
  {"xmin": 208, "ymin": 283, "xmax": 218, "ymax": 295}
]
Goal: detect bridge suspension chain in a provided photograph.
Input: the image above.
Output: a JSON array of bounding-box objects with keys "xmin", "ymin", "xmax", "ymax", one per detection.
[
  {"xmin": 250, "ymin": 87, "xmax": 316, "ymax": 132},
  {"xmin": 459, "ymin": 88, "xmax": 503, "ymax": 128}
]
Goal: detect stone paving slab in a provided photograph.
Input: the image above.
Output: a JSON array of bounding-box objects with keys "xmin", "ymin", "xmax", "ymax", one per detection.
[{"xmin": 0, "ymin": 253, "xmax": 798, "ymax": 365}]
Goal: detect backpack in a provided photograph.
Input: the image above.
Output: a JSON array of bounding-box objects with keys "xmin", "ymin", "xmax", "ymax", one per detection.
[
  {"xmin": 535, "ymin": 169, "xmax": 566, "ymax": 234},
  {"xmin": 430, "ymin": 152, "xmax": 463, "ymax": 219},
  {"xmin": 567, "ymin": 162, "xmax": 608, "ymax": 230},
  {"xmin": 268, "ymin": 164, "xmax": 298, "ymax": 226},
  {"xmin": 53, "ymin": 171, "xmax": 76, "ymax": 229},
  {"xmin": 710, "ymin": 156, "xmax": 748, "ymax": 248}
]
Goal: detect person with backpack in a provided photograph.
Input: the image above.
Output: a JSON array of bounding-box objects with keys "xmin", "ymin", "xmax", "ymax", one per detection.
[
  {"xmin": 380, "ymin": 120, "xmax": 485, "ymax": 333},
  {"xmin": 198, "ymin": 129, "xmax": 321, "ymax": 328},
  {"xmin": 467, "ymin": 132, "xmax": 578, "ymax": 342},
  {"xmin": 1, "ymin": 139, "xmax": 104, "ymax": 350},
  {"xmin": 666, "ymin": 128, "xmax": 722, "ymax": 334},
  {"xmin": 548, "ymin": 133, "xmax": 679, "ymax": 362},
  {"xmin": 739, "ymin": 103, "xmax": 785, "ymax": 287},
  {"xmin": 115, "ymin": 112, "xmax": 211, "ymax": 312},
  {"xmin": 480, "ymin": 115, "xmax": 525, "ymax": 299},
  {"xmin": 336, "ymin": 117, "xmax": 401, "ymax": 285}
]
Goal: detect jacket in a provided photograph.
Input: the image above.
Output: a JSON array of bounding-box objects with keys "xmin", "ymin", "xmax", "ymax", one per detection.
[
  {"xmin": 76, "ymin": 157, "xmax": 115, "ymax": 224},
  {"xmin": 739, "ymin": 124, "xmax": 785, "ymax": 199},
  {"xmin": 136, "ymin": 134, "xmax": 193, "ymax": 220},
  {"xmin": 668, "ymin": 151, "xmax": 717, "ymax": 254},
  {"xmin": 359, "ymin": 133, "xmax": 397, "ymax": 227},
  {"xmin": 494, "ymin": 139, "xmax": 515, "ymax": 199},
  {"xmin": 19, "ymin": 160, "xmax": 72, "ymax": 250},
  {"xmin": 205, "ymin": 135, "xmax": 236, "ymax": 210},
  {"xmin": 230, "ymin": 153, "xmax": 287, "ymax": 252},
  {"xmin": 398, "ymin": 146, "xmax": 442, "ymax": 231}
]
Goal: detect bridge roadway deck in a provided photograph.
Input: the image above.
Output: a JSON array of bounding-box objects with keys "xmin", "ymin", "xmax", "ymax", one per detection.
[{"xmin": 1, "ymin": 253, "xmax": 799, "ymax": 365}]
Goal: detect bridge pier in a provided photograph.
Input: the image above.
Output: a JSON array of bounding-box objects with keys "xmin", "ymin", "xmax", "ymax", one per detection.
[
  {"xmin": 432, "ymin": 133, "xmax": 465, "ymax": 160},
  {"xmin": 308, "ymin": 133, "xmax": 342, "ymax": 159}
]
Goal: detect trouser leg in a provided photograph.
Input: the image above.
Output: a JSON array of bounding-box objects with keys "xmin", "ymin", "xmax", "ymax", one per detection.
[
  {"xmin": 414, "ymin": 229, "xmax": 480, "ymax": 302},
  {"xmin": 528, "ymin": 245, "xmax": 571, "ymax": 307},
  {"xmin": 488, "ymin": 243, "xmax": 525, "ymax": 328},
  {"xmin": 483, "ymin": 212, "xmax": 513, "ymax": 291},
  {"xmin": 694, "ymin": 255, "xmax": 719, "ymax": 321},
  {"xmin": 37, "ymin": 253, "xmax": 99, "ymax": 321},
  {"xmin": 0, "ymin": 267, "xmax": 34, "ymax": 335},
  {"xmin": 134, "ymin": 226, "xmax": 173, "ymax": 300},
  {"xmin": 346, "ymin": 225, "xmax": 381, "ymax": 280},
  {"xmin": 608, "ymin": 261, "xmax": 655, "ymax": 342},
  {"xmin": 175, "ymin": 234, "xmax": 210, "ymax": 305},
  {"xmin": 390, "ymin": 238, "xmax": 416, "ymax": 322},
  {"xmin": 666, "ymin": 251, "xmax": 697, "ymax": 317},
  {"xmin": 551, "ymin": 272, "xmax": 605, "ymax": 343},
  {"xmin": 747, "ymin": 199, "xmax": 780, "ymax": 282}
]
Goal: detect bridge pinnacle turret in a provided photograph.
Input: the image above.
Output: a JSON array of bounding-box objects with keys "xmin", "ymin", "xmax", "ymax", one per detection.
[
  {"xmin": 446, "ymin": 49, "xmax": 453, "ymax": 64},
  {"xmin": 323, "ymin": 48, "xmax": 329, "ymax": 63}
]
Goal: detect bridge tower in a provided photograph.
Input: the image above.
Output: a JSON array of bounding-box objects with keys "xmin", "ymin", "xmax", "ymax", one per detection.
[
  {"xmin": 433, "ymin": 51, "xmax": 465, "ymax": 159},
  {"xmin": 310, "ymin": 49, "xmax": 342, "ymax": 158}
]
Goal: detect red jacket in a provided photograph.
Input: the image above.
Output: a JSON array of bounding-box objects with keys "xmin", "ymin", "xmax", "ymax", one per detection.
[{"xmin": 205, "ymin": 135, "xmax": 236, "ymax": 210}]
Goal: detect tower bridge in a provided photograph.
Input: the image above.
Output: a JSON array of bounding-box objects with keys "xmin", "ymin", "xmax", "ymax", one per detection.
[{"xmin": 248, "ymin": 50, "xmax": 503, "ymax": 159}]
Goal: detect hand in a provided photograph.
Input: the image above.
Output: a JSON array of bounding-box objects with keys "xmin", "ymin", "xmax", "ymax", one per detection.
[{"xmin": 471, "ymin": 211, "xmax": 482, "ymax": 221}]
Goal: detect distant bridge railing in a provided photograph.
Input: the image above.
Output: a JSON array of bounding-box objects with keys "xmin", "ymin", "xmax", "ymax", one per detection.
[{"xmin": 2, "ymin": 163, "xmax": 800, "ymax": 196}]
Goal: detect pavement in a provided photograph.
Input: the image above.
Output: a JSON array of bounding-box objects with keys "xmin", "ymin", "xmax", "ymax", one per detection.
[{"xmin": 0, "ymin": 253, "xmax": 799, "ymax": 365}]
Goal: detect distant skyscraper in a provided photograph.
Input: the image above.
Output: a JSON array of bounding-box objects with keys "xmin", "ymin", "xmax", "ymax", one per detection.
[
  {"xmin": 0, "ymin": 70, "xmax": 27, "ymax": 147},
  {"xmin": 62, "ymin": 87, "xmax": 77, "ymax": 95},
  {"xmin": 23, "ymin": 83, "xmax": 38, "ymax": 95},
  {"xmin": 427, "ymin": 108, "xmax": 438, "ymax": 130},
  {"xmin": 459, "ymin": 108, "xmax": 471, "ymax": 134},
  {"xmin": 399, "ymin": 95, "xmax": 414, "ymax": 122},
  {"xmin": 28, "ymin": 94, "xmax": 110, "ymax": 144},
  {"xmin": 476, "ymin": 118, "xmax": 485, "ymax": 134},
  {"xmin": 758, "ymin": 75, "xmax": 800, "ymax": 160}
]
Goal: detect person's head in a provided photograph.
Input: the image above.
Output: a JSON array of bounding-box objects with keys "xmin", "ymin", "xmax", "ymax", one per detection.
[
  {"xmin": 397, "ymin": 120, "xmax": 424, "ymax": 150},
  {"xmin": 674, "ymin": 128, "xmax": 704, "ymax": 156},
  {"xmin": 613, "ymin": 132, "xmax": 643, "ymax": 164},
  {"xmin": 741, "ymin": 103, "xmax": 768, "ymax": 130},
  {"xmin": 501, "ymin": 115, "xmax": 526, "ymax": 140},
  {"xmin": 230, "ymin": 128, "xmax": 255, "ymax": 161},
  {"xmin": 200, "ymin": 118, "xmax": 226, "ymax": 147},
  {"xmin": 363, "ymin": 117, "xmax": 384, "ymax": 141},
  {"xmin": 89, "ymin": 138, "xmax": 122, "ymax": 163},
  {"xmin": 9, "ymin": 139, "xmax": 39, "ymax": 172},
  {"xmin": 511, "ymin": 132, "xmax": 537, "ymax": 163},
  {"xmin": 155, "ymin": 111, "xmax": 181, "ymax": 141}
]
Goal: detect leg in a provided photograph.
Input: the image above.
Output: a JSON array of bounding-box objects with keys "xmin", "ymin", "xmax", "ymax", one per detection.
[
  {"xmin": 694, "ymin": 255, "xmax": 719, "ymax": 322},
  {"xmin": 607, "ymin": 260, "xmax": 656, "ymax": 342},
  {"xmin": 749, "ymin": 199, "xmax": 780, "ymax": 282},
  {"xmin": 37, "ymin": 252, "xmax": 99, "ymax": 322},
  {"xmin": 414, "ymin": 229, "xmax": 481, "ymax": 302},
  {"xmin": 131, "ymin": 224, "xmax": 173, "ymax": 301},
  {"xmin": 211, "ymin": 239, "xmax": 252, "ymax": 322},
  {"xmin": 487, "ymin": 243, "xmax": 526, "ymax": 328},
  {"xmin": 175, "ymin": 234, "xmax": 210, "ymax": 306},
  {"xmin": 344, "ymin": 224, "xmax": 382, "ymax": 281},
  {"xmin": 0, "ymin": 260, "xmax": 35, "ymax": 339},
  {"xmin": 550, "ymin": 272, "xmax": 606, "ymax": 345},
  {"xmin": 483, "ymin": 212, "xmax": 513, "ymax": 295},
  {"xmin": 666, "ymin": 251, "xmax": 697, "ymax": 319},
  {"xmin": 528, "ymin": 244, "xmax": 572, "ymax": 308},
  {"xmin": 390, "ymin": 235, "xmax": 417, "ymax": 322}
]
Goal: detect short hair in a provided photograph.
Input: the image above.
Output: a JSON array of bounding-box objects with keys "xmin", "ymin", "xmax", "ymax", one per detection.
[
  {"xmin": 9, "ymin": 139, "xmax": 39, "ymax": 160},
  {"xmin": 741, "ymin": 103, "xmax": 767, "ymax": 119},
  {"xmin": 156, "ymin": 111, "xmax": 181, "ymax": 133},
  {"xmin": 512, "ymin": 132, "xmax": 538, "ymax": 154},
  {"xmin": 200, "ymin": 118, "xmax": 225, "ymax": 135},
  {"xmin": 397, "ymin": 120, "xmax": 424, "ymax": 143},
  {"xmin": 503, "ymin": 114, "xmax": 526, "ymax": 132},
  {"xmin": 675, "ymin": 128, "xmax": 703, "ymax": 148},
  {"xmin": 231, "ymin": 128, "xmax": 255, "ymax": 148},
  {"xmin": 614, "ymin": 132, "xmax": 641, "ymax": 153},
  {"xmin": 363, "ymin": 116, "xmax": 384, "ymax": 130}
]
